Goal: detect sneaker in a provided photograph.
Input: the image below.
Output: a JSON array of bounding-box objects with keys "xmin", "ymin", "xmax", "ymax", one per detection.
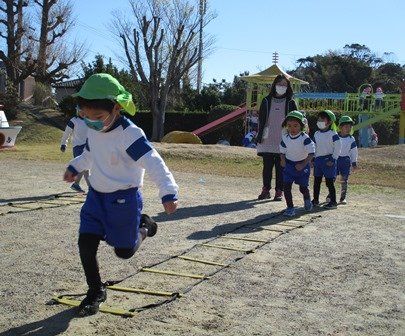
[
  {"xmin": 273, "ymin": 190, "xmax": 283, "ymax": 201},
  {"xmin": 304, "ymin": 199, "xmax": 313, "ymax": 211},
  {"xmin": 339, "ymin": 198, "xmax": 347, "ymax": 205},
  {"xmin": 258, "ymin": 187, "xmax": 270, "ymax": 200},
  {"xmin": 71, "ymin": 183, "xmax": 85, "ymax": 193},
  {"xmin": 140, "ymin": 214, "xmax": 157, "ymax": 237},
  {"xmin": 283, "ymin": 207, "xmax": 296, "ymax": 217},
  {"xmin": 312, "ymin": 199, "xmax": 320, "ymax": 207},
  {"xmin": 78, "ymin": 286, "xmax": 106, "ymax": 317},
  {"xmin": 323, "ymin": 202, "xmax": 338, "ymax": 209}
]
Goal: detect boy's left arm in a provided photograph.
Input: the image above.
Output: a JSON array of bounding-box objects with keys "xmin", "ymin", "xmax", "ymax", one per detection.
[
  {"xmin": 350, "ymin": 138, "xmax": 358, "ymax": 169},
  {"xmin": 124, "ymin": 128, "xmax": 178, "ymax": 212},
  {"xmin": 332, "ymin": 133, "xmax": 342, "ymax": 160}
]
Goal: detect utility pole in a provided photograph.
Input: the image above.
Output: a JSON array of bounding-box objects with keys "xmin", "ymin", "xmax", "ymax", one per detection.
[
  {"xmin": 272, "ymin": 51, "xmax": 279, "ymax": 64},
  {"xmin": 197, "ymin": 0, "xmax": 206, "ymax": 93}
]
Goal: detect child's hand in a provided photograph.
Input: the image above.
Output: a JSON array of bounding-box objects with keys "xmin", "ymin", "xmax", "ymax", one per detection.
[
  {"xmin": 280, "ymin": 159, "xmax": 286, "ymax": 168},
  {"xmin": 326, "ymin": 160, "xmax": 335, "ymax": 167},
  {"xmin": 63, "ymin": 169, "xmax": 76, "ymax": 182},
  {"xmin": 60, "ymin": 145, "xmax": 66, "ymax": 152},
  {"xmin": 163, "ymin": 200, "xmax": 177, "ymax": 214}
]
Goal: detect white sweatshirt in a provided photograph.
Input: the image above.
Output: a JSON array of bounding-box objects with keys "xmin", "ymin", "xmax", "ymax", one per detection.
[
  {"xmin": 339, "ymin": 134, "xmax": 358, "ymax": 166},
  {"xmin": 67, "ymin": 116, "xmax": 178, "ymax": 201},
  {"xmin": 313, "ymin": 129, "xmax": 342, "ymax": 160},
  {"xmin": 280, "ymin": 132, "xmax": 315, "ymax": 162},
  {"xmin": 60, "ymin": 116, "xmax": 88, "ymax": 147}
]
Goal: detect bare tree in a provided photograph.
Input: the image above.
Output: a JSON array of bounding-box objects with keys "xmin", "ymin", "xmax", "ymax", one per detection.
[
  {"xmin": 32, "ymin": 0, "xmax": 85, "ymax": 84},
  {"xmin": 0, "ymin": 0, "xmax": 36, "ymax": 90},
  {"xmin": 112, "ymin": 0, "xmax": 215, "ymax": 141}
]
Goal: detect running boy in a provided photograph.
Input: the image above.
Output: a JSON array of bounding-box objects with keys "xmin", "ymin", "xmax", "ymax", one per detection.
[
  {"xmin": 280, "ymin": 111, "xmax": 315, "ymax": 216},
  {"xmin": 336, "ymin": 116, "xmax": 358, "ymax": 204},
  {"xmin": 63, "ymin": 74, "xmax": 178, "ymax": 317},
  {"xmin": 312, "ymin": 110, "xmax": 341, "ymax": 209},
  {"xmin": 60, "ymin": 110, "xmax": 89, "ymax": 192}
]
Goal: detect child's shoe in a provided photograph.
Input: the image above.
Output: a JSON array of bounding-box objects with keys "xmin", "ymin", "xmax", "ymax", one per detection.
[
  {"xmin": 339, "ymin": 198, "xmax": 347, "ymax": 205},
  {"xmin": 283, "ymin": 207, "xmax": 296, "ymax": 217},
  {"xmin": 323, "ymin": 202, "xmax": 338, "ymax": 209},
  {"xmin": 304, "ymin": 199, "xmax": 313, "ymax": 211},
  {"xmin": 140, "ymin": 214, "xmax": 157, "ymax": 237},
  {"xmin": 78, "ymin": 286, "xmax": 106, "ymax": 317},
  {"xmin": 273, "ymin": 190, "xmax": 283, "ymax": 201},
  {"xmin": 312, "ymin": 199, "xmax": 320, "ymax": 207},
  {"xmin": 258, "ymin": 187, "xmax": 270, "ymax": 200},
  {"xmin": 71, "ymin": 183, "xmax": 85, "ymax": 193}
]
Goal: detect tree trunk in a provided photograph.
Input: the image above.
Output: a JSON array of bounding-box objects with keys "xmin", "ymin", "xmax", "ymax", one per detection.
[{"xmin": 151, "ymin": 106, "xmax": 165, "ymax": 141}]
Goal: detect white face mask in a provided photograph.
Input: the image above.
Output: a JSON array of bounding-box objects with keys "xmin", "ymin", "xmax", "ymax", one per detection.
[
  {"xmin": 275, "ymin": 85, "xmax": 287, "ymax": 95},
  {"xmin": 317, "ymin": 121, "xmax": 327, "ymax": 129}
]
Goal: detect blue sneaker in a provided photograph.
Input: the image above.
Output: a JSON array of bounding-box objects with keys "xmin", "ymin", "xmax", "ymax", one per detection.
[
  {"xmin": 283, "ymin": 207, "xmax": 296, "ymax": 217},
  {"xmin": 304, "ymin": 199, "xmax": 313, "ymax": 211},
  {"xmin": 71, "ymin": 183, "xmax": 85, "ymax": 193}
]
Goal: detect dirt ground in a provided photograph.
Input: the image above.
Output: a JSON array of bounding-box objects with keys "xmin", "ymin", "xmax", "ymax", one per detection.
[{"xmin": 0, "ymin": 150, "xmax": 404, "ymax": 336}]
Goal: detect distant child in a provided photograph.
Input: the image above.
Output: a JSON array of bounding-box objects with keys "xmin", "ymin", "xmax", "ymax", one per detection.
[
  {"xmin": 280, "ymin": 111, "xmax": 315, "ymax": 217},
  {"xmin": 312, "ymin": 110, "xmax": 341, "ymax": 209},
  {"xmin": 368, "ymin": 125, "xmax": 378, "ymax": 147},
  {"xmin": 60, "ymin": 110, "xmax": 89, "ymax": 193},
  {"xmin": 242, "ymin": 130, "xmax": 257, "ymax": 148},
  {"xmin": 247, "ymin": 110, "xmax": 258, "ymax": 132},
  {"xmin": 360, "ymin": 85, "xmax": 372, "ymax": 110},
  {"xmin": 374, "ymin": 87, "xmax": 384, "ymax": 110},
  {"xmin": 336, "ymin": 116, "xmax": 358, "ymax": 204},
  {"xmin": 63, "ymin": 74, "xmax": 179, "ymax": 317}
]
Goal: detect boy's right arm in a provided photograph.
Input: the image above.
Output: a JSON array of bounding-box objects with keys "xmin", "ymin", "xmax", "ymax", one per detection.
[
  {"xmin": 60, "ymin": 120, "xmax": 75, "ymax": 151},
  {"xmin": 65, "ymin": 140, "xmax": 92, "ymax": 176}
]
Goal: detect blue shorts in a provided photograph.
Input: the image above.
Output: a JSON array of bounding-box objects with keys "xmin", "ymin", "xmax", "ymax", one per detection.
[
  {"xmin": 337, "ymin": 156, "xmax": 351, "ymax": 176},
  {"xmin": 283, "ymin": 160, "xmax": 311, "ymax": 186},
  {"xmin": 73, "ymin": 144, "xmax": 86, "ymax": 158},
  {"xmin": 80, "ymin": 187, "xmax": 143, "ymax": 248},
  {"xmin": 314, "ymin": 155, "xmax": 337, "ymax": 179}
]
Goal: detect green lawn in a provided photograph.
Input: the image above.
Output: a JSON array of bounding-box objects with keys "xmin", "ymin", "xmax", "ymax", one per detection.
[{"xmin": 2, "ymin": 107, "xmax": 404, "ymax": 189}]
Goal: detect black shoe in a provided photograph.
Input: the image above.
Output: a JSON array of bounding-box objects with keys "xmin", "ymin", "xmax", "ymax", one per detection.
[
  {"xmin": 258, "ymin": 187, "xmax": 270, "ymax": 200},
  {"xmin": 273, "ymin": 190, "xmax": 283, "ymax": 201},
  {"xmin": 140, "ymin": 214, "xmax": 157, "ymax": 237},
  {"xmin": 323, "ymin": 202, "xmax": 338, "ymax": 209},
  {"xmin": 78, "ymin": 286, "xmax": 106, "ymax": 317},
  {"xmin": 312, "ymin": 199, "xmax": 320, "ymax": 207}
]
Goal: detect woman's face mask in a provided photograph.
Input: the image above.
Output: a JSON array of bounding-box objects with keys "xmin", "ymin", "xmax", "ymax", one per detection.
[{"xmin": 275, "ymin": 85, "xmax": 287, "ymax": 96}]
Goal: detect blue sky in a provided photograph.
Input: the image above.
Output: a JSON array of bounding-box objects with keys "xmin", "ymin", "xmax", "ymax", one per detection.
[{"xmin": 70, "ymin": 0, "xmax": 405, "ymax": 84}]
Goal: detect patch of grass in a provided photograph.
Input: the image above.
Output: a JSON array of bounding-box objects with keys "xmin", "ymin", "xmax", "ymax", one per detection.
[
  {"xmin": 2, "ymin": 107, "xmax": 404, "ymax": 190},
  {"xmin": 162, "ymin": 155, "xmax": 262, "ymax": 178},
  {"xmin": 1, "ymin": 143, "xmax": 71, "ymax": 162}
]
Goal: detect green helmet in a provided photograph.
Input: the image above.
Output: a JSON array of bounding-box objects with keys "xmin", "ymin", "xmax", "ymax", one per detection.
[
  {"xmin": 322, "ymin": 110, "xmax": 336, "ymax": 123},
  {"xmin": 339, "ymin": 115, "xmax": 354, "ymax": 125},
  {"xmin": 285, "ymin": 110, "xmax": 304, "ymax": 123},
  {"xmin": 72, "ymin": 73, "xmax": 137, "ymax": 115}
]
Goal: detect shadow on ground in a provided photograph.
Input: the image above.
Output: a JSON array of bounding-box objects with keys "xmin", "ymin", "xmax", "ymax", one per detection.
[{"xmin": 0, "ymin": 308, "xmax": 76, "ymax": 336}]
